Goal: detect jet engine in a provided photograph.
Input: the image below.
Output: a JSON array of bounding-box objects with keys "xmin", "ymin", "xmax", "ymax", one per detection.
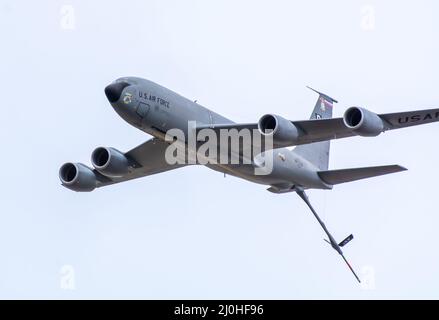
[
  {"xmin": 91, "ymin": 147, "xmax": 130, "ymax": 177},
  {"xmin": 343, "ymin": 107, "xmax": 384, "ymax": 137},
  {"xmin": 59, "ymin": 162, "xmax": 97, "ymax": 192},
  {"xmin": 258, "ymin": 114, "xmax": 300, "ymax": 147}
]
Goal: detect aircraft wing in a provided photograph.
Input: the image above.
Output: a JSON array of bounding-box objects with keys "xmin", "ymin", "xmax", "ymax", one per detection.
[
  {"xmin": 197, "ymin": 107, "xmax": 439, "ymax": 154},
  {"xmin": 293, "ymin": 107, "xmax": 439, "ymax": 144},
  {"xmin": 94, "ymin": 138, "xmax": 187, "ymax": 188}
]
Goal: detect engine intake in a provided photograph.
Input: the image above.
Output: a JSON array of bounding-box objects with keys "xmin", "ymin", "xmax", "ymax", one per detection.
[
  {"xmin": 258, "ymin": 114, "xmax": 300, "ymax": 147},
  {"xmin": 91, "ymin": 147, "xmax": 129, "ymax": 177},
  {"xmin": 59, "ymin": 162, "xmax": 96, "ymax": 192},
  {"xmin": 343, "ymin": 107, "xmax": 384, "ymax": 137}
]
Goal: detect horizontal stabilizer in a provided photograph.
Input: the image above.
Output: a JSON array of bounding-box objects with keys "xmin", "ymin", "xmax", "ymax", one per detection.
[{"xmin": 318, "ymin": 165, "xmax": 407, "ymax": 185}]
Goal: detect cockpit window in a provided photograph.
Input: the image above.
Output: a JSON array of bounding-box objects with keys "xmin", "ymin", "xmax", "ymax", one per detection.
[{"xmin": 116, "ymin": 77, "xmax": 138, "ymax": 86}]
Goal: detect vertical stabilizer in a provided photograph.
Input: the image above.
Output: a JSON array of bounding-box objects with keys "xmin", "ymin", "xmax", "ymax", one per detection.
[{"xmin": 293, "ymin": 87, "xmax": 338, "ymax": 170}]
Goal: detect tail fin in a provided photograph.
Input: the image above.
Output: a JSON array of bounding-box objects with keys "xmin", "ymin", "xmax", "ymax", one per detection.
[
  {"xmin": 293, "ymin": 87, "xmax": 338, "ymax": 170},
  {"xmin": 318, "ymin": 165, "xmax": 407, "ymax": 185}
]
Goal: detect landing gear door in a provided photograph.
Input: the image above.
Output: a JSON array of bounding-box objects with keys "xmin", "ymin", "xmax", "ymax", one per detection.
[{"xmin": 136, "ymin": 102, "xmax": 150, "ymax": 118}]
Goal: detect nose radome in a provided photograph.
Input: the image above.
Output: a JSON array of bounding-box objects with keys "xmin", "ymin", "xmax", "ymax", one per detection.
[{"xmin": 104, "ymin": 82, "xmax": 130, "ymax": 103}]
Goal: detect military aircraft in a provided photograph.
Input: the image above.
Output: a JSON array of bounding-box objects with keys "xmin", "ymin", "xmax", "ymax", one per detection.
[{"xmin": 59, "ymin": 77, "xmax": 439, "ymax": 283}]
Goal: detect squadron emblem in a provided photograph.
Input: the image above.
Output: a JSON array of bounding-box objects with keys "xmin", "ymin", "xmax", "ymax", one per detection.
[{"xmin": 123, "ymin": 92, "xmax": 132, "ymax": 104}]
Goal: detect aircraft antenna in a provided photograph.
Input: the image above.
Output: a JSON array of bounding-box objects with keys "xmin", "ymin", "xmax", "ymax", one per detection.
[{"xmin": 296, "ymin": 189, "xmax": 361, "ymax": 283}]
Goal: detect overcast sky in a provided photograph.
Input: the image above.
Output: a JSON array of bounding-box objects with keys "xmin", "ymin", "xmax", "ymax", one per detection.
[{"xmin": 1, "ymin": 0, "xmax": 438, "ymax": 299}]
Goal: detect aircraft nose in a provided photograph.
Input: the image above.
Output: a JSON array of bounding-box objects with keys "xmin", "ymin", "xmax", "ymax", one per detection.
[{"xmin": 104, "ymin": 82, "xmax": 130, "ymax": 103}]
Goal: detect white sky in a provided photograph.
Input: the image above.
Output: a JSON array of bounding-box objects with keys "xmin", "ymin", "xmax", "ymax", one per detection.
[{"xmin": 0, "ymin": 0, "xmax": 438, "ymax": 298}]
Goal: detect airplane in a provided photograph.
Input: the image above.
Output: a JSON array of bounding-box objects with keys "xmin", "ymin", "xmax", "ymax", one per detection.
[{"xmin": 59, "ymin": 77, "xmax": 439, "ymax": 283}]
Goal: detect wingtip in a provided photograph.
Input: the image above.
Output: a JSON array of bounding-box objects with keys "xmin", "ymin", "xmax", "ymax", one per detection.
[{"xmin": 387, "ymin": 164, "xmax": 408, "ymax": 172}]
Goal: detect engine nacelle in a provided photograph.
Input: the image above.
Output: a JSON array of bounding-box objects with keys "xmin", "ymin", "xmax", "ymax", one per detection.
[
  {"xmin": 59, "ymin": 162, "xmax": 97, "ymax": 192},
  {"xmin": 91, "ymin": 147, "xmax": 129, "ymax": 177},
  {"xmin": 343, "ymin": 107, "xmax": 384, "ymax": 137},
  {"xmin": 258, "ymin": 114, "xmax": 300, "ymax": 147}
]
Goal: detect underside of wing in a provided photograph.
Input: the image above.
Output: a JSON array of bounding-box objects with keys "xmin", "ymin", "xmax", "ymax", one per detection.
[
  {"xmin": 195, "ymin": 107, "xmax": 439, "ymax": 160},
  {"xmin": 293, "ymin": 107, "xmax": 439, "ymax": 143},
  {"xmin": 60, "ymin": 138, "xmax": 188, "ymax": 191},
  {"xmin": 195, "ymin": 123, "xmax": 264, "ymax": 163},
  {"xmin": 95, "ymin": 138, "xmax": 187, "ymax": 188}
]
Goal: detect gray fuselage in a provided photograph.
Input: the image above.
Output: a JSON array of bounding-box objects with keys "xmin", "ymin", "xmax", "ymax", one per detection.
[{"xmin": 109, "ymin": 77, "xmax": 331, "ymax": 191}]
